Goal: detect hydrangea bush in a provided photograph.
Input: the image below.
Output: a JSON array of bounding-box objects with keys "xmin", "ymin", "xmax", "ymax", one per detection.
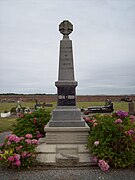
[
  {"xmin": 0, "ymin": 109, "xmax": 51, "ymax": 169},
  {"xmin": 0, "ymin": 134, "xmax": 38, "ymax": 168},
  {"xmin": 13, "ymin": 109, "xmax": 51, "ymax": 139},
  {"xmin": 85, "ymin": 111, "xmax": 135, "ymax": 171}
]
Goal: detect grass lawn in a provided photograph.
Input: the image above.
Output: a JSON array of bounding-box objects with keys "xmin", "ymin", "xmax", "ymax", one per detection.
[
  {"xmin": 77, "ymin": 101, "xmax": 129, "ymax": 111},
  {"xmin": 0, "ymin": 102, "xmax": 35, "ymax": 113},
  {"xmin": 0, "ymin": 117, "xmax": 16, "ymax": 132},
  {"xmin": 0, "ymin": 101, "xmax": 129, "ymax": 133}
]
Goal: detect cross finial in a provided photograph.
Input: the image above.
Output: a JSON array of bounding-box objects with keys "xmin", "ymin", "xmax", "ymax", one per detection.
[{"xmin": 59, "ymin": 20, "xmax": 73, "ymax": 38}]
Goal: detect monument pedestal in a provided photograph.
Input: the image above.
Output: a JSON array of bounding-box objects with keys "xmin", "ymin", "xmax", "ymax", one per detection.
[
  {"xmin": 49, "ymin": 106, "xmax": 85, "ymax": 127},
  {"xmin": 36, "ymin": 123, "xmax": 95, "ymax": 166},
  {"xmin": 44, "ymin": 122, "xmax": 89, "ymax": 144}
]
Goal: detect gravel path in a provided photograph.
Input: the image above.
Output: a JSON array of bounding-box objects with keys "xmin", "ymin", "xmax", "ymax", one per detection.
[
  {"xmin": 0, "ymin": 166, "xmax": 135, "ymax": 180},
  {"xmin": 0, "ymin": 132, "xmax": 135, "ymax": 180},
  {"xmin": 0, "ymin": 131, "xmax": 12, "ymax": 143}
]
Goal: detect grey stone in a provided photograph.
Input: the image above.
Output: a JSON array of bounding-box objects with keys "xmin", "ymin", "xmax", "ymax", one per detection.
[
  {"xmin": 59, "ymin": 20, "xmax": 73, "ymax": 36},
  {"xmin": 49, "ymin": 107, "xmax": 85, "ymax": 127},
  {"xmin": 129, "ymin": 102, "xmax": 135, "ymax": 115},
  {"xmin": 44, "ymin": 123, "xmax": 89, "ymax": 144},
  {"xmin": 57, "ymin": 39, "xmax": 75, "ymax": 81},
  {"xmin": 56, "ymin": 153, "xmax": 79, "ymax": 166}
]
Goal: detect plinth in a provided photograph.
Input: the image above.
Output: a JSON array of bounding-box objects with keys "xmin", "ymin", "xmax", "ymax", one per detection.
[{"xmin": 36, "ymin": 20, "xmax": 94, "ymax": 166}]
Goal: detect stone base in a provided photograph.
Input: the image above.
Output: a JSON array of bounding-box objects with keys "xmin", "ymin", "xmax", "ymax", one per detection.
[
  {"xmin": 36, "ymin": 143, "xmax": 96, "ymax": 166},
  {"xmin": 49, "ymin": 106, "xmax": 85, "ymax": 127},
  {"xmin": 36, "ymin": 123, "xmax": 96, "ymax": 166},
  {"xmin": 44, "ymin": 122, "xmax": 89, "ymax": 144}
]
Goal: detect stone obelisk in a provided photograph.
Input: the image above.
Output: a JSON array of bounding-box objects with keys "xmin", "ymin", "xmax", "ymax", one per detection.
[
  {"xmin": 49, "ymin": 20, "xmax": 85, "ymax": 127},
  {"xmin": 36, "ymin": 21, "xmax": 94, "ymax": 166}
]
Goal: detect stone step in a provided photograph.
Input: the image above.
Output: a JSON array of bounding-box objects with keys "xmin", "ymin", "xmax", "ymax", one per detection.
[
  {"xmin": 56, "ymin": 153, "xmax": 79, "ymax": 166},
  {"xmin": 56, "ymin": 144, "xmax": 78, "ymax": 154}
]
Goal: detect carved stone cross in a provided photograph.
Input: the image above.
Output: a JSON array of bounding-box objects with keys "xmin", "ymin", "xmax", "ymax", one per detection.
[{"xmin": 59, "ymin": 20, "xmax": 73, "ymax": 37}]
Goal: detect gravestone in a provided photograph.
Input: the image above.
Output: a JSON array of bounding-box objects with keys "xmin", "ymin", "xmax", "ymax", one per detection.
[
  {"xmin": 129, "ymin": 102, "xmax": 135, "ymax": 115},
  {"xmin": 36, "ymin": 20, "xmax": 94, "ymax": 166}
]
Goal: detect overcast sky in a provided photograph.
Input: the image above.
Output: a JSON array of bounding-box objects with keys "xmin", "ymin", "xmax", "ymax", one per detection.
[{"xmin": 0, "ymin": 0, "xmax": 135, "ymax": 95}]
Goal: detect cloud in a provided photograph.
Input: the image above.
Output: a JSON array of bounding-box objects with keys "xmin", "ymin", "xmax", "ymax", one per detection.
[{"xmin": 0, "ymin": 0, "xmax": 135, "ymax": 95}]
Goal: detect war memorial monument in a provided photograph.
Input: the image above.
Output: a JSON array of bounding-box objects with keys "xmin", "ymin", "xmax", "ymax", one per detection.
[{"xmin": 37, "ymin": 20, "xmax": 94, "ymax": 165}]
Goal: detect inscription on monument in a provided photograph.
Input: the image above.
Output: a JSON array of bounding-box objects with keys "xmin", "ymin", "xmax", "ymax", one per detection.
[{"xmin": 57, "ymin": 86, "xmax": 76, "ymax": 106}]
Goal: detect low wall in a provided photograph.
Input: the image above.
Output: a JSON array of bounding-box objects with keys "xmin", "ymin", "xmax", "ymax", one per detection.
[
  {"xmin": 0, "ymin": 94, "xmax": 135, "ymax": 102},
  {"xmin": 77, "ymin": 95, "xmax": 135, "ymax": 102}
]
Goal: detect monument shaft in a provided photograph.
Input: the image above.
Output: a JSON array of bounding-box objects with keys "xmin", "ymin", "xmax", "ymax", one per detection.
[
  {"xmin": 58, "ymin": 39, "xmax": 75, "ymax": 81},
  {"xmin": 56, "ymin": 37, "xmax": 77, "ymax": 106}
]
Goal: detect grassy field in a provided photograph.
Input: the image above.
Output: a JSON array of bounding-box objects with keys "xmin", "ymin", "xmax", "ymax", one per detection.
[
  {"xmin": 0, "ymin": 101, "xmax": 129, "ymax": 133},
  {"xmin": 77, "ymin": 101, "xmax": 129, "ymax": 111},
  {"xmin": 0, "ymin": 117, "xmax": 16, "ymax": 132},
  {"xmin": 0, "ymin": 102, "xmax": 35, "ymax": 113}
]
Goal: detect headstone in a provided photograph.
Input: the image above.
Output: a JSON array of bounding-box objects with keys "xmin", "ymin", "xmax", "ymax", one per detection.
[
  {"xmin": 0, "ymin": 112, "xmax": 11, "ymax": 118},
  {"xmin": 129, "ymin": 102, "xmax": 135, "ymax": 115}
]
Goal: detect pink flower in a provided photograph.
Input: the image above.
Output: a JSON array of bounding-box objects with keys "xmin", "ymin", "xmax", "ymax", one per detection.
[
  {"xmin": 127, "ymin": 129, "xmax": 134, "ymax": 135},
  {"xmin": 25, "ymin": 139, "xmax": 32, "ymax": 144},
  {"xmin": 0, "ymin": 143, "xmax": 4, "ymax": 147},
  {"xmin": 16, "ymin": 146, "xmax": 22, "ymax": 151},
  {"xmin": 7, "ymin": 141, "xmax": 11, "ymax": 145},
  {"xmin": 93, "ymin": 122, "xmax": 98, "ymax": 127},
  {"xmin": 19, "ymin": 137, "xmax": 25, "ymax": 141},
  {"xmin": 98, "ymin": 160, "xmax": 110, "ymax": 172},
  {"xmin": 130, "ymin": 115, "xmax": 135, "ymax": 119},
  {"xmin": 21, "ymin": 151, "xmax": 27, "ymax": 158},
  {"xmin": 25, "ymin": 134, "xmax": 32, "ymax": 139},
  {"xmin": 92, "ymin": 156, "xmax": 98, "ymax": 162},
  {"xmin": 14, "ymin": 160, "xmax": 21, "ymax": 167},
  {"xmin": 26, "ymin": 153, "xmax": 32, "ymax": 157},
  {"xmin": 84, "ymin": 117, "xmax": 90, "ymax": 122},
  {"xmin": 14, "ymin": 154, "xmax": 20, "ymax": 161},
  {"xmin": 36, "ymin": 133, "xmax": 43, "ymax": 139},
  {"xmin": 8, "ymin": 134, "xmax": 20, "ymax": 143},
  {"xmin": 36, "ymin": 131, "xmax": 43, "ymax": 138},
  {"xmin": 114, "ymin": 119, "xmax": 122, "ymax": 124},
  {"xmin": 116, "ymin": 111, "xmax": 128, "ymax": 119},
  {"xmin": 31, "ymin": 139, "xmax": 38, "ymax": 145},
  {"xmin": 130, "ymin": 115, "xmax": 135, "ymax": 123},
  {"xmin": 94, "ymin": 141, "xmax": 100, "ymax": 146},
  {"xmin": 8, "ymin": 156, "xmax": 14, "ymax": 162},
  {"xmin": 91, "ymin": 119, "xmax": 97, "ymax": 123}
]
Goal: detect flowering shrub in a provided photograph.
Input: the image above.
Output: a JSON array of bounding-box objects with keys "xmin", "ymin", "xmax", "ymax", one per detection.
[
  {"xmin": 13, "ymin": 109, "xmax": 51, "ymax": 139},
  {"xmin": 114, "ymin": 110, "xmax": 128, "ymax": 119},
  {"xmin": 0, "ymin": 134, "xmax": 38, "ymax": 168},
  {"xmin": 85, "ymin": 111, "xmax": 135, "ymax": 171}
]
